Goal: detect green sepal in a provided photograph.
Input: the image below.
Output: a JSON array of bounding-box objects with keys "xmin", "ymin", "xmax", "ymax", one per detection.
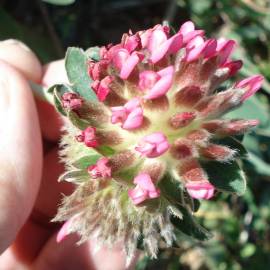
[
  {"xmin": 59, "ymin": 169, "xmax": 89, "ymax": 184},
  {"xmin": 212, "ymin": 136, "xmax": 248, "ymax": 158},
  {"xmin": 67, "ymin": 111, "xmax": 90, "ymax": 130},
  {"xmin": 72, "ymin": 154, "xmax": 101, "ymax": 170},
  {"xmin": 170, "ymin": 204, "xmax": 213, "ymax": 241},
  {"xmin": 202, "ymin": 160, "xmax": 247, "ymax": 195},
  {"xmin": 65, "ymin": 47, "xmax": 98, "ymax": 101},
  {"xmin": 48, "ymin": 84, "xmax": 72, "ymax": 116},
  {"xmin": 97, "ymin": 145, "xmax": 115, "ymax": 156}
]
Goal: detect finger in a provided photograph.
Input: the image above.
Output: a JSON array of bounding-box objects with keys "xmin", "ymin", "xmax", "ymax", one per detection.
[
  {"xmin": 33, "ymin": 233, "xmax": 137, "ymax": 270},
  {"xmin": 36, "ymin": 60, "xmax": 68, "ymax": 142},
  {"xmin": 0, "ymin": 39, "xmax": 42, "ymax": 83},
  {"xmin": 33, "ymin": 147, "xmax": 74, "ymax": 221},
  {"xmin": 0, "ymin": 60, "xmax": 42, "ymax": 253},
  {"xmin": 0, "ymin": 40, "xmax": 63, "ymax": 141}
]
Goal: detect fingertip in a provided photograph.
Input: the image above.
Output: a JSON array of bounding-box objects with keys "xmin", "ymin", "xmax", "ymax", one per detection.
[
  {"xmin": 42, "ymin": 59, "xmax": 68, "ymax": 87},
  {"xmin": 0, "ymin": 39, "xmax": 42, "ymax": 83}
]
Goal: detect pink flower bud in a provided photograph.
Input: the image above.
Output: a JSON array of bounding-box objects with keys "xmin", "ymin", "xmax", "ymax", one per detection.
[
  {"xmin": 221, "ymin": 60, "xmax": 243, "ymax": 76},
  {"xmin": 76, "ymin": 127, "xmax": 98, "ymax": 148},
  {"xmin": 170, "ymin": 112, "xmax": 196, "ymax": 128},
  {"xmin": 178, "ymin": 21, "xmax": 204, "ymax": 44},
  {"xmin": 139, "ymin": 66, "xmax": 174, "ymax": 100},
  {"xmin": 135, "ymin": 132, "xmax": 170, "ymax": 158},
  {"xmin": 111, "ymin": 98, "xmax": 143, "ymax": 130},
  {"xmin": 128, "ymin": 173, "xmax": 160, "ymax": 205},
  {"xmin": 235, "ymin": 75, "xmax": 264, "ymax": 101},
  {"xmin": 62, "ymin": 92, "xmax": 83, "ymax": 110},
  {"xmin": 201, "ymin": 144, "xmax": 236, "ymax": 162},
  {"xmin": 216, "ymin": 39, "xmax": 235, "ymax": 66},
  {"xmin": 56, "ymin": 219, "xmax": 73, "ymax": 243},
  {"xmin": 88, "ymin": 157, "xmax": 111, "ymax": 179},
  {"xmin": 91, "ymin": 75, "xmax": 113, "ymax": 102},
  {"xmin": 185, "ymin": 182, "xmax": 215, "ymax": 200}
]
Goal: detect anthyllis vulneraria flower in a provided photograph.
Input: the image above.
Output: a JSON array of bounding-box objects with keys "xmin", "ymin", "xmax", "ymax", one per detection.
[{"xmin": 50, "ymin": 21, "xmax": 264, "ymax": 264}]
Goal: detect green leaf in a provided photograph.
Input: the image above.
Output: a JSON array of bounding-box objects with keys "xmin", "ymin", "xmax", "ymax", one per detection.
[
  {"xmin": 72, "ymin": 154, "xmax": 101, "ymax": 170},
  {"xmin": 212, "ymin": 136, "xmax": 248, "ymax": 158},
  {"xmin": 65, "ymin": 47, "xmax": 97, "ymax": 101},
  {"xmin": 42, "ymin": 0, "xmax": 76, "ymax": 5},
  {"xmin": 201, "ymin": 160, "xmax": 246, "ymax": 195},
  {"xmin": 86, "ymin": 46, "xmax": 101, "ymax": 62},
  {"xmin": 171, "ymin": 205, "xmax": 213, "ymax": 241},
  {"xmin": 245, "ymin": 152, "xmax": 270, "ymax": 176}
]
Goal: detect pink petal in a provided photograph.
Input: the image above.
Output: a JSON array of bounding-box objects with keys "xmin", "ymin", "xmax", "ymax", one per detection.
[
  {"xmin": 179, "ymin": 21, "xmax": 195, "ymax": 35},
  {"xmin": 128, "ymin": 186, "xmax": 148, "ymax": 205},
  {"xmin": 56, "ymin": 219, "xmax": 73, "ymax": 243},
  {"xmin": 147, "ymin": 29, "xmax": 167, "ymax": 54},
  {"xmin": 139, "ymin": 70, "xmax": 161, "ymax": 91},
  {"xmin": 124, "ymin": 97, "xmax": 141, "ymax": 112},
  {"xmin": 144, "ymin": 132, "xmax": 167, "ymax": 144},
  {"xmin": 120, "ymin": 52, "xmax": 140, "ymax": 79},
  {"xmin": 122, "ymin": 107, "xmax": 144, "ymax": 130},
  {"xmin": 149, "ymin": 33, "xmax": 182, "ymax": 63},
  {"xmin": 186, "ymin": 182, "xmax": 215, "ymax": 200},
  {"xmin": 217, "ymin": 40, "xmax": 236, "ymax": 66},
  {"xmin": 111, "ymin": 106, "xmax": 127, "ymax": 124},
  {"xmin": 144, "ymin": 74, "xmax": 173, "ymax": 99},
  {"xmin": 112, "ymin": 48, "xmax": 129, "ymax": 69},
  {"xmin": 222, "ymin": 60, "xmax": 243, "ymax": 76},
  {"xmin": 157, "ymin": 65, "xmax": 174, "ymax": 77},
  {"xmin": 134, "ymin": 173, "xmax": 156, "ymax": 191},
  {"xmin": 203, "ymin": 39, "xmax": 217, "ymax": 58},
  {"xmin": 184, "ymin": 36, "xmax": 206, "ymax": 62},
  {"xmin": 182, "ymin": 30, "xmax": 205, "ymax": 44}
]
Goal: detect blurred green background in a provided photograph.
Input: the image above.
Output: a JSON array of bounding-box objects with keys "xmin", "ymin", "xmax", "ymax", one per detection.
[{"xmin": 1, "ymin": 0, "xmax": 270, "ymax": 269}]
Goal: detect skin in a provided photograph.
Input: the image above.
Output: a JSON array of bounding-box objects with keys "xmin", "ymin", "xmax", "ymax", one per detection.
[{"xmin": 0, "ymin": 40, "xmax": 138, "ymax": 270}]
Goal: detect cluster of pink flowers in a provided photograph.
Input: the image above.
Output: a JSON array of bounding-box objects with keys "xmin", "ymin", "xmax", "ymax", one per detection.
[{"xmin": 63, "ymin": 21, "xmax": 263, "ymax": 206}]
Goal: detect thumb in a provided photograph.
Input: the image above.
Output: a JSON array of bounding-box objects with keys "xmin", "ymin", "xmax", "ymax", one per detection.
[{"xmin": 0, "ymin": 60, "xmax": 42, "ymax": 253}]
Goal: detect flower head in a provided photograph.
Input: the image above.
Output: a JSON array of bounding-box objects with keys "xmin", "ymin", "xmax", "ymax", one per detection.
[{"xmin": 54, "ymin": 20, "xmax": 264, "ymax": 263}]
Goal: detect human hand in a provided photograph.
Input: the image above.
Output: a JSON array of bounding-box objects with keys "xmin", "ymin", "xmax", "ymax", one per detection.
[{"xmin": 0, "ymin": 40, "xmax": 138, "ymax": 270}]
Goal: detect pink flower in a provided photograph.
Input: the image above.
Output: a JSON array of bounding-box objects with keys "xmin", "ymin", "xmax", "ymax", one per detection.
[
  {"xmin": 91, "ymin": 75, "xmax": 113, "ymax": 101},
  {"xmin": 185, "ymin": 182, "xmax": 215, "ymax": 200},
  {"xmin": 121, "ymin": 32, "xmax": 141, "ymax": 52},
  {"xmin": 76, "ymin": 127, "xmax": 98, "ymax": 148},
  {"xmin": 88, "ymin": 157, "xmax": 111, "ymax": 179},
  {"xmin": 112, "ymin": 48, "xmax": 144, "ymax": 79},
  {"xmin": 62, "ymin": 92, "xmax": 83, "ymax": 110},
  {"xmin": 111, "ymin": 98, "xmax": 143, "ymax": 130},
  {"xmin": 147, "ymin": 29, "xmax": 183, "ymax": 63},
  {"xmin": 128, "ymin": 173, "xmax": 160, "ymax": 205},
  {"xmin": 88, "ymin": 60, "xmax": 109, "ymax": 81},
  {"xmin": 178, "ymin": 21, "xmax": 204, "ymax": 44},
  {"xmin": 135, "ymin": 132, "xmax": 170, "ymax": 158},
  {"xmin": 139, "ymin": 66, "xmax": 174, "ymax": 100},
  {"xmin": 235, "ymin": 75, "xmax": 264, "ymax": 101}
]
